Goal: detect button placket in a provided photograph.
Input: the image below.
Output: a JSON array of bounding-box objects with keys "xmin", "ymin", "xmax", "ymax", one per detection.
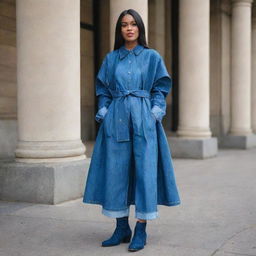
[
  {"xmin": 127, "ymin": 54, "xmax": 133, "ymax": 89},
  {"xmin": 128, "ymin": 54, "xmax": 133, "ymax": 74}
]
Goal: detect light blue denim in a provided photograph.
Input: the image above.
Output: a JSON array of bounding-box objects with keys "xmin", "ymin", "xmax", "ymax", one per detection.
[
  {"xmin": 102, "ymin": 206, "xmax": 159, "ymax": 220},
  {"xmin": 83, "ymin": 44, "xmax": 181, "ymax": 220}
]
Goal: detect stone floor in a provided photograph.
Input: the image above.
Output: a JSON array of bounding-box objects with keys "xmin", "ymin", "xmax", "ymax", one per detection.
[{"xmin": 0, "ymin": 148, "xmax": 256, "ymax": 256}]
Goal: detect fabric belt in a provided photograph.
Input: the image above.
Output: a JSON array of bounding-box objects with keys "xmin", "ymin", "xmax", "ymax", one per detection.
[{"xmin": 109, "ymin": 89, "xmax": 151, "ymax": 142}]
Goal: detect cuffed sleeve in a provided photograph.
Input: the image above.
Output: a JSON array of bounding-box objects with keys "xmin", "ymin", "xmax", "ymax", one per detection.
[
  {"xmin": 95, "ymin": 55, "xmax": 113, "ymax": 122},
  {"xmin": 96, "ymin": 79, "xmax": 112, "ymax": 109},
  {"xmin": 150, "ymin": 56, "xmax": 172, "ymax": 121}
]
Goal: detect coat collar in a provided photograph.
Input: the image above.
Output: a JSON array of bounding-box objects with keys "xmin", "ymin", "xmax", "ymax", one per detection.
[{"xmin": 119, "ymin": 44, "xmax": 144, "ymax": 59}]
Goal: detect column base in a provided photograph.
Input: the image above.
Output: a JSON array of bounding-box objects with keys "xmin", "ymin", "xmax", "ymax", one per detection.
[
  {"xmin": 0, "ymin": 158, "xmax": 90, "ymax": 204},
  {"xmin": 220, "ymin": 133, "xmax": 256, "ymax": 149},
  {"xmin": 168, "ymin": 136, "xmax": 218, "ymax": 159},
  {"xmin": 15, "ymin": 140, "xmax": 86, "ymax": 161}
]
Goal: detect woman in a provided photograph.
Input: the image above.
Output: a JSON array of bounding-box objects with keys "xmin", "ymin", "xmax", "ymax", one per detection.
[{"xmin": 83, "ymin": 9, "xmax": 180, "ymax": 252}]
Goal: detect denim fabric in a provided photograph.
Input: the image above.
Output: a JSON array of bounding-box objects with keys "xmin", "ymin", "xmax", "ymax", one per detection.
[
  {"xmin": 102, "ymin": 208, "xmax": 130, "ymax": 218},
  {"xmin": 83, "ymin": 44, "xmax": 181, "ymax": 219},
  {"xmin": 102, "ymin": 207, "xmax": 159, "ymax": 220}
]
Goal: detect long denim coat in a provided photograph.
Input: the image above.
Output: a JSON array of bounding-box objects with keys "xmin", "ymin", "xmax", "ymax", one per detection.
[{"xmin": 83, "ymin": 44, "xmax": 180, "ymax": 220}]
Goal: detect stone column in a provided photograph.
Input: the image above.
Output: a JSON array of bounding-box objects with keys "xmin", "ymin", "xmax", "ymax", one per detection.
[
  {"xmin": 169, "ymin": 0, "xmax": 217, "ymax": 158},
  {"xmin": 0, "ymin": 0, "xmax": 88, "ymax": 204},
  {"xmin": 109, "ymin": 0, "xmax": 148, "ymax": 49},
  {"xmin": 252, "ymin": 2, "xmax": 256, "ymax": 133},
  {"xmin": 15, "ymin": 0, "xmax": 86, "ymax": 162},
  {"xmin": 148, "ymin": 0, "xmax": 166, "ymax": 57},
  {"xmin": 223, "ymin": 0, "xmax": 256, "ymax": 148}
]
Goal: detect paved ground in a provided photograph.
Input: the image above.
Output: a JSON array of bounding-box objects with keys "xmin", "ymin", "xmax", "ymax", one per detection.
[{"xmin": 0, "ymin": 148, "xmax": 256, "ymax": 256}]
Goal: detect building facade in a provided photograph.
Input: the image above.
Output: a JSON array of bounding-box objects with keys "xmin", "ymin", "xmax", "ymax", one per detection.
[{"xmin": 0, "ymin": 0, "xmax": 256, "ymax": 203}]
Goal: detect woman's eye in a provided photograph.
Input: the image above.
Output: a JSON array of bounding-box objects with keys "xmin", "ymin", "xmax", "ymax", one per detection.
[{"xmin": 121, "ymin": 23, "xmax": 137, "ymax": 27}]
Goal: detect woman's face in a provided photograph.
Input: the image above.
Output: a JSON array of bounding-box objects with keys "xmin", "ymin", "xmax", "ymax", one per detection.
[{"xmin": 121, "ymin": 14, "xmax": 139, "ymax": 43}]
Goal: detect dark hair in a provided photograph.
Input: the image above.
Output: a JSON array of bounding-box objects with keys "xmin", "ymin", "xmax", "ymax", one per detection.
[{"xmin": 113, "ymin": 9, "xmax": 149, "ymax": 50}]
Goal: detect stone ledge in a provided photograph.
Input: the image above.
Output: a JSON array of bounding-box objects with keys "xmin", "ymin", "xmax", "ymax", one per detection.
[
  {"xmin": 220, "ymin": 133, "xmax": 256, "ymax": 149},
  {"xmin": 168, "ymin": 136, "xmax": 218, "ymax": 159},
  {"xmin": 0, "ymin": 158, "xmax": 90, "ymax": 204}
]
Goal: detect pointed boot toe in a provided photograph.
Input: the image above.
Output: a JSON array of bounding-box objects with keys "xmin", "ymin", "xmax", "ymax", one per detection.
[
  {"xmin": 101, "ymin": 216, "xmax": 132, "ymax": 247},
  {"xmin": 102, "ymin": 231, "xmax": 131, "ymax": 247}
]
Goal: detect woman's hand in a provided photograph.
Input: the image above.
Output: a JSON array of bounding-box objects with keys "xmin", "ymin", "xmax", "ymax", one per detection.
[
  {"xmin": 95, "ymin": 106, "xmax": 108, "ymax": 123},
  {"xmin": 151, "ymin": 105, "xmax": 165, "ymax": 122}
]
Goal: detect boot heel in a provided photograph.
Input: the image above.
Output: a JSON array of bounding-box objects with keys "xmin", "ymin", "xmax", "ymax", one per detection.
[{"xmin": 122, "ymin": 234, "xmax": 131, "ymax": 243}]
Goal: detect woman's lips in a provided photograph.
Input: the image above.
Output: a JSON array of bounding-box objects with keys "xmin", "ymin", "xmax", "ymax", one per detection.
[{"xmin": 127, "ymin": 33, "xmax": 134, "ymax": 37}]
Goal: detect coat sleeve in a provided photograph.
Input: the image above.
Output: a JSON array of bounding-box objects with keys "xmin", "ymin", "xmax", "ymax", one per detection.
[
  {"xmin": 150, "ymin": 55, "xmax": 172, "ymax": 121},
  {"xmin": 95, "ymin": 55, "xmax": 113, "ymax": 123}
]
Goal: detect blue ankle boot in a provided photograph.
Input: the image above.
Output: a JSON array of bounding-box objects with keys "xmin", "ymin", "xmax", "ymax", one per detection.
[
  {"xmin": 128, "ymin": 221, "xmax": 147, "ymax": 252},
  {"xmin": 102, "ymin": 216, "xmax": 132, "ymax": 247}
]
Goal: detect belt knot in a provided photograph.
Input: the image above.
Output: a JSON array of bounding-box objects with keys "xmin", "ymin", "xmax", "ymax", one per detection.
[{"xmin": 108, "ymin": 89, "xmax": 151, "ymax": 142}]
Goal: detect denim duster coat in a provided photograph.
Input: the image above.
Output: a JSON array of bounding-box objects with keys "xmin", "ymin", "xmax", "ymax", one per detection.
[{"xmin": 83, "ymin": 44, "xmax": 180, "ymax": 217}]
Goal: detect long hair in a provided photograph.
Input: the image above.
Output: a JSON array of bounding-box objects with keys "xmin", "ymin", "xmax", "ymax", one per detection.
[{"xmin": 113, "ymin": 9, "xmax": 149, "ymax": 50}]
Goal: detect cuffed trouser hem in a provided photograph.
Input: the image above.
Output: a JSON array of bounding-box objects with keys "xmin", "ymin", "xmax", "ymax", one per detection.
[
  {"xmin": 135, "ymin": 211, "xmax": 159, "ymax": 220},
  {"xmin": 102, "ymin": 208, "xmax": 130, "ymax": 218}
]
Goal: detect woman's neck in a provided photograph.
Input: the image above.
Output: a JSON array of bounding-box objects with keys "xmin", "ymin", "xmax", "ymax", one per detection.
[{"xmin": 125, "ymin": 41, "xmax": 138, "ymax": 50}]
